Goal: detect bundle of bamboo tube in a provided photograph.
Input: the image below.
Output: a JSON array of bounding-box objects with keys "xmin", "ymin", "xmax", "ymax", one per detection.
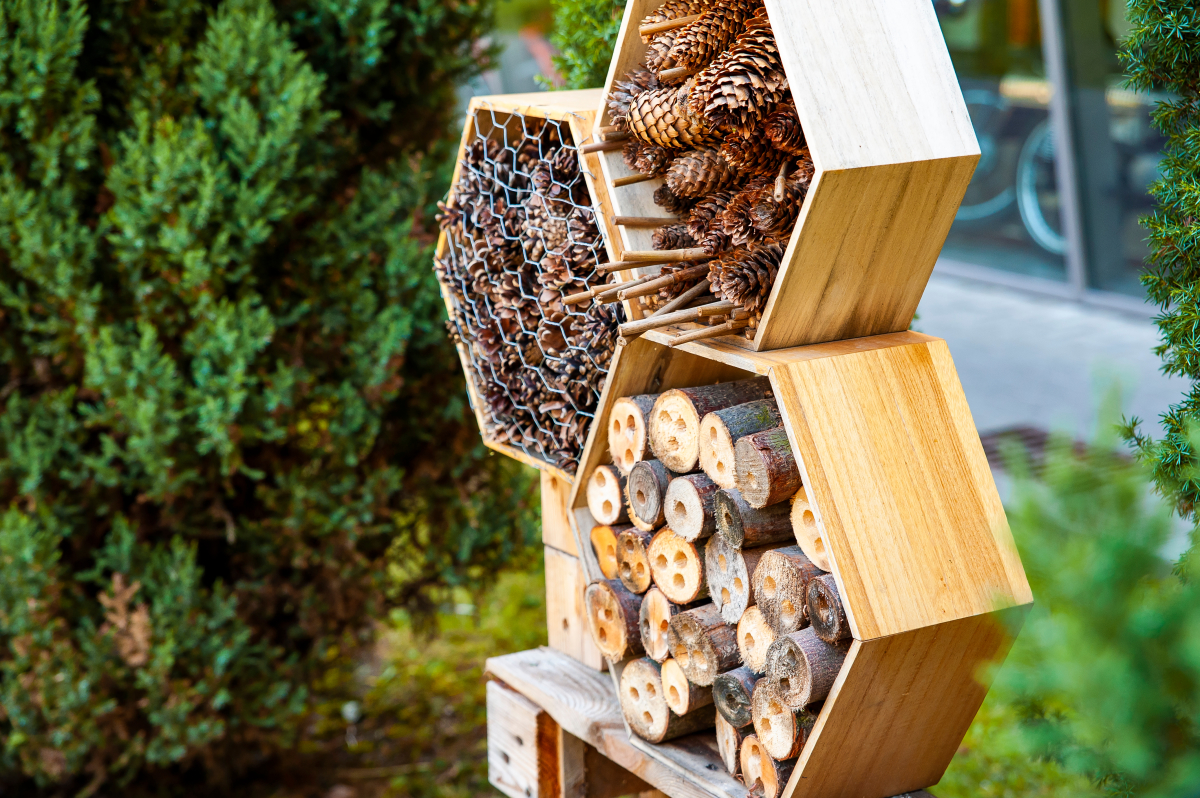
[{"xmin": 582, "ymin": 377, "xmax": 856, "ymax": 796}]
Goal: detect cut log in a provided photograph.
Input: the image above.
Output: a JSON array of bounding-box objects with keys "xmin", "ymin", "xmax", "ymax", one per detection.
[
  {"xmin": 666, "ymin": 603, "xmax": 739, "ymax": 686},
  {"xmin": 751, "ymin": 678, "xmax": 816, "ymax": 760},
  {"xmin": 639, "ymin": 587, "xmax": 683, "ymax": 663},
  {"xmin": 584, "ymin": 579, "xmax": 645, "ymax": 661},
  {"xmin": 617, "ymin": 528, "xmax": 657, "ymax": 594},
  {"xmin": 664, "ymin": 473, "xmax": 719, "ymax": 542},
  {"xmin": 753, "ymin": 547, "xmax": 825, "ymax": 636},
  {"xmin": 735, "ymin": 427, "xmax": 801, "ymax": 509},
  {"xmin": 740, "ymin": 734, "xmax": 796, "ymax": 798},
  {"xmin": 627, "ymin": 459, "xmax": 672, "ymax": 530},
  {"xmin": 661, "ymin": 657, "xmax": 714, "ymax": 715},
  {"xmin": 806, "ymin": 573, "xmax": 851, "ymax": 644},
  {"xmin": 712, "ymin": 666, "xmax": 759, "ymax": 728},
  {"xmin": 590, "ymin": 524, "xmax": 629, "ymax": 580},
  {"xmin": 647, "ymin": 528, "xmax": 707, "ymax": 603},
  {"xmin": 699, "ymin": 400, "xmax": 783, "ymax": 490},
  {"xmin": 648, "ymin": 378, "xmax": 772, "ymax": 473},
  {"xmin": 714, "ymin": 489, "xmax": 793, "ymax": 549},
  {"xmin": 790, "ymin": 487, "xmax": 830, "ymax": 571},
  {"xmin": 707, "ymin": 538, "xmax": 786, "ymax": 625},
  {"xmin": 619, "ymin": 657, "xmax": 716, "ymax": 743},
  {"xmin": 587, "ymin": 465, "xmax": 629, "ymax": 525},
  {"xmin": 716, "ymin": 713, "xmax": 747, "ymax": 776},
  {"xmin": 737, "ymin": 606, "xmax": 776, "ymax": 674},
  {"xmin": 609, "ymin": 395, "xmax": 658, "ymax": 475},
  {"xmin": 765, "ymin": 627, "xmax": 851, "ymax": 710}
]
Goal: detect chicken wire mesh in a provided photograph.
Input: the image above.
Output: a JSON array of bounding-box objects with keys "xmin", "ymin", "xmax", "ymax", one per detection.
[{"xmin": 436, "ymin": 107, "xmax": 622, "ymax": 474}]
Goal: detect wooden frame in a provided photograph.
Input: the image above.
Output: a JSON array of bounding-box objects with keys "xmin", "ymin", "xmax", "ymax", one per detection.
[{"xmin": 593, "ymin": 0, "xmax": 980, "ymax": 348}]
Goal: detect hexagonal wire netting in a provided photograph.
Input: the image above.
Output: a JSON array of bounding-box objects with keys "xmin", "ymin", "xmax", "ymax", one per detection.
[{"xmin": 436, "ymin": 106, "xmax": 622, "ymax": 474}]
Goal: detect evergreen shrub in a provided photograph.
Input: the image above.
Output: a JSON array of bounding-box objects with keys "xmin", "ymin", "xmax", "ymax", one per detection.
[
  {"xmin": 550, "ymin": 0, "xmax": 622, "ymax": 89},
  {"xmin": 0, "ymin": 0, "xmax": 538, "ymax": 792}
]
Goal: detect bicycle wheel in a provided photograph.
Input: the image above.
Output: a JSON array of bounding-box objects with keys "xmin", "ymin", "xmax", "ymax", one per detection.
[
  {"xmin": 1016, "ymin": 119, "xmax": 1066, "ymax": 255},
  {"xmin": 956, "ymin": 88, "xmax": 1016, "ymax": 223}
]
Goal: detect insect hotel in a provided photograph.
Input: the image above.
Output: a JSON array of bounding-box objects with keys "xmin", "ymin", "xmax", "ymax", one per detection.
[{"xmin": 433, "ymin": 1, "xmax": 1032, "ymax": 797}]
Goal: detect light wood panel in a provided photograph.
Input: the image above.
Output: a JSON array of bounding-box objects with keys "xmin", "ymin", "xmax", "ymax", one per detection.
[
  {"xmin": 769, "ymin": 333, "xmax": 1032, "ymax": 640},
  {"xmin": 546, "ymin": 546, "xmax": 607, "ymax": 671},
  {"xmin": 784, "ymin": 609, "xmax": 1026, "ymax": 798},
  {"xmin": 543, "ymin": 471, "xmax": 579, "ymax": 556},
  {"xmin": 487, "ymin": 679, "xmax": 560, "ymax": 798}
]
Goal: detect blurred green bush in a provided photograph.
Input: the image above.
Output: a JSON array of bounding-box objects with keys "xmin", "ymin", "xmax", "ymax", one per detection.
[
  {"xmin": 549, "ymin": 0, "xmax": 622, "ymax": 89},
  {"xmin": 0, "ymin": 0, "xmax": 544, "ymax": 793}
]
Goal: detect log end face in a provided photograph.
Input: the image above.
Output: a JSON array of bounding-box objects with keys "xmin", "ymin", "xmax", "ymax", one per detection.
[
  {"xmin": 639, "ymin": 587, "xmax": 673, "ymax": 662},
  {"xmin": 716, "ymin": 713, "xmax": 742, "ymax": 776},
  {"xmin": 791, "ymin": 489, "xmax": 831, "ymax": 572},
  {"xmin": 737, "ymin": 607, "xmax": 776, "ymax": 674},
  {"xmin": 585, "ymin": 581, "xmax": 627, "ymax": 660},
  {"xmin": 620, "ymin": 658, "xmax": 670, "ymax": 742},
  {"xmin": 649, "ymin": 392, "xmax": 700, "ymax": 474},
  {"xmin": 649, "ymin": 530, "xmax": 706, "ymax": 604},
  {"xmin": 609, "ymin": 397, "xmax": 648, "ymax": 475},
  {"xmin": 698, "ymin": 415, "xmax": 738, "ymax": 490}
]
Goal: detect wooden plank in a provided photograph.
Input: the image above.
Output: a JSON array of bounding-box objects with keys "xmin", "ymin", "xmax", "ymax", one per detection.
[
  {"xmin": 543, "ymin": 471, "xmax": 579, "ymax": 556},
  {"xmin": 785, "ymin": 609, "xmax": 1025, "ymax": 798},
  {"xmin": 488, "ymin": 680, "xmax": 560, "ymax": 798},
  {"xmin": 546, "ymin": 547, "xmax": 607, "ymax": 671},
  {"xmin": 473, "ymin": 89, "xmax": 607, "ymax": 122},
  {"xmin": 560, "ymin": 728, "xmax": 655, "ymax": 798},
  {"xmin": 488, "ymin": 648, "xmax": 740, "ymax": 798},
  {"xmin": 769, "ymin": 335, "xmax": 1032, "ymax": 640}
]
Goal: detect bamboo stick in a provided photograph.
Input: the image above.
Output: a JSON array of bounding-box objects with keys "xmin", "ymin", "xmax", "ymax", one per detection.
[
  {"xmin": 660, "ymin": 66, "xmax": 700, "ymax": 81},
  {"xmin": 613, "ymin": 215, "xmax": 678, "ymax": 227},
  {"xmin": 613, "ymin": 173, "xmax": 655, "ymax": 187},
  {"xmin": 563, "ymin": 271, "xmax": 658, "ymax": 306},
  {"xmin": 618, "ymin": 300, "xmax": 735, "ymax": 338},
  {"xmin": 668, "ymin": 320, "xmax": 750, "ymax": 347},
  {"xmin": 618, "ymin": 263, "xmax": 710, "ymax": 301},
  {"xmin": 598, "ymin": 124, "xmax": 622, "ymax": 135},
  {"xmin": 639, "ymin": 13, "xmax": 701, "ymax": 37},
  {"xmin": 651, "ymin": 279, "xmax": 712, "ymax": 317},
  {"xmin": 600, "ymin": 130, "xmax": 632, "ymax": 142},
  {"xmin": 624, "ymin": 247, "xmax": 709, "ymax": 263},
  {"xmin": 774, "ymin": 159, "xmax": 790, "ymax": 203},
  {"xmin": 579, "ymin": 140, "xmax": 626, "ymax": 155}
]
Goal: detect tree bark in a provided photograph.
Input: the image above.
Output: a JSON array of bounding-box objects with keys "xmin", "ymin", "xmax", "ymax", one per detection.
[
  {"xmin": 647, "ymin": 528, "xmax": 707, "ymax": 603},
  {"xmin": 590, "ymin": 523, "xmax": 631, "ymax": 581},
  {"xmin": 663, "ymin": 473, "xmax": 719, "ymax": 541},
  {"xmin": 609, "ymin": 394, "xmax": 658, "ymax": 475},
  {"xmin": 790, "ymin": 486, "xmax": 829, "ymax": 571},
  {"xmin": 617, "ymin": 527, "xmax": 657, "ymax": 594},
  {"xmin": 587, "ymin": 464, "xmax": 630, "ymax": 525},
  {"xmin": 585, "ymin": 579, "xmax": 645, "ymax": 661},
  {"xmin": 765, "ymin": 627, "xmax": 850, "ymax": 710},
  {"xmin": 661, "ymin": 657, "xmax": 715, "ymax": 715},
  {"xmin": 735, "ymin": 427, "xmax": 801, "ymax": 509},
  {"xmin": 753, "ymin": 546, "xmax": 826, "ymax": 636},
  {"xmin": 649, "ymin": 377, "xmax": 772, "ymax": 473},
  {"xmin": 740, "ymin": 734, "xmax": 797, "ymax": 798},
  {"xmin": 713, "ymin": 665, "xmax": 759, "ymax": 728},
  {"xmin": 620, "ymin": 657, "xmax": 716, "ymax": 743},
  {"xmin": 714, "ymin": 489, "xmax": 793, "ymax": 549},
  {"xmin": 666, "ymin": 603, "xmax": 739, "ymax": 686},
  {"xmin": 751, "ymin": 678, "xmax": 817, "ymax": 760},
  {"xmin": 716, "ymin": 713, "xmax": 747, "ymax": 776},
  {"xmin": 736, "ymin": 605, "xmax": 776, "ymax": 674},
  {"xmin": 699, "ymin": 400, "xmax": 782, "ymax": 490},
  {"xmin": 807, "ymin": 573, "xmax": 851, "ymax": 643},
  {"xmin": 627, "ymin": 459, "xmax": 672, "ymax": 530}
]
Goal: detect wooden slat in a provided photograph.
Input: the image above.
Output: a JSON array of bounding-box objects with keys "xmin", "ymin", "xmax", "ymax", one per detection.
[
  {"xmin": 487, "ymin": 680, "xmax": 560, "ymax": 798},
  {"xmin": 543, "ymin": 471, "xmax": 578, "ymax": 556},
  {"xmin": 769, "ymin": 334, "xmax": 1032, "ymax": 640},
  {"xmin": 545, "ymin": 547, "xmax": 607, "ymax": 671},
  {"xmin": 785, "ymin": 609, "xmax": 1025, "ymax": 798}
]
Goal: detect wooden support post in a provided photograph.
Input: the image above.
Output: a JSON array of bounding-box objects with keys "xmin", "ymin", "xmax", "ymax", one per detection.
[
  {"xmin": 545, "ymin": 546, "xmax": 606, "ymax": 671},
  {"xmin": 542, "ymin": 471, "xmax": 577, "ymax": 556},
  {"xmin": 487, "ymin": 680, "xmax": 560, "ymax": 798}
]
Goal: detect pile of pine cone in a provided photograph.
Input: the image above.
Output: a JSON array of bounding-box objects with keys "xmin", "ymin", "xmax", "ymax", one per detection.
[
  {"xmin": 610, "ymin": 0, "xmax": 815, "ymax": 336},
  {"xmin": 436, "ymin": 117, "xmax": 622, "ymax": 471}
]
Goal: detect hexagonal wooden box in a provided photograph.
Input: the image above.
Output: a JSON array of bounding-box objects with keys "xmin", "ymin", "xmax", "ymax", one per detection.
[
  {"xmin": 566, "ymin": 330, "xmax": 1032, "ymax": 798},
  {"xmin": 594, "ymin": 0, "xmax": 979, "ymax": 348}
]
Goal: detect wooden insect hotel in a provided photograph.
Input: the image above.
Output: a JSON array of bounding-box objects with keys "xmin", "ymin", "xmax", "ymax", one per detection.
[{"xmin": 434, "ymin": 2, "xmax": 1033, "ymax": 797}]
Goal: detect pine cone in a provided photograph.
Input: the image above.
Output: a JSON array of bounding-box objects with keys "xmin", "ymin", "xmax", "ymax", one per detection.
[
  {"xmin": 687, "ymin": 190, "xmax": 735, "ymax": 240},
  {"xmin": 623, "ymin": 139, "xmax": 677, "ymax": 177},
  {"xmin": 654, "ymin": 185, "xmax": 698, "ymax": 215},
  {"xmin": 653, "ymin": 224, "xmax": 698, "ymax": 250},
  {"xmin": 690, "ymin": 8, "xmax": 788, "ymax": 135},
  {"xmin": 608, "ymin": 68, "xmax": 662, "ymax": 131},
  {"xmin": 645, "ymin": 29, "xmax": 679, "ymax": 73},
  {"xmin": 719, "ymin": 130, "xmax": 787, "ymax": 175},
  {"xmin": 627, "ymin": 78, "xmax": 718, "ymax": 149},
  {"xmin": 656, "ymin": 262, "xmax": 710, "ymax": 303},
  {"xmin": 764, "ymin": 100, "xmax": 806, "ymax": 155},
  {"xmin": 709, "ymin": 242, "xmax": 784, "ymax": 312},
  {"xmin": 640, "ymin": 0, "xmax": 711, "ymax": 42},
  {"xmin": 666, "ymin": 147, "xmax": 740, "ymax": 198},
  {"xmin": 752, "ymin": 153, "xmax": 816, "ymax": 239},
  {"xmin": 721, "ymin": 175, "xmax": 773, "ymax": 246},
  {"xmin": 667, "ymin": 0, "xmax": 764, "ymax": 71}
]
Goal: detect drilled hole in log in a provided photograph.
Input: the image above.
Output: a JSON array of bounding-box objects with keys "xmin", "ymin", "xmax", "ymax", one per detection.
[
  {"xmin": 669, "ymin": 685, "xmax": 680, "ymax": 704},
  {"xmin": 659, "ymin": 620, "xmax": 669, "ymax": 633},
  {"xmin": 746, "ymin": 472, "xmax": 758, "ymax": 489},
  {"xmin": 624, "ymin": 449, "xmax": 635, "ymax": 466},
  {"xmin": 596, "ymin": 470, "xmax": 607, "ymax": 487},
  {"xmin": 674, "ymin": 501, "xmax": 687, "ymax": 519},
  {"xmin": 645, "ymin": 682, "xmax": 656, "ymax": 697},
  {"xmin": 779, "ymin": 677, "xmax": 790, "ymax": 693},
  {"xmin": 769, "ymin": 700, "xmax": 782, "ymax": 715},
  {"xmin": 783, "ymin": 650, "xmax": 798, "ymax": 672},
  {"xmin": 709, "ymin": 427, "xmax": 718, "ymax": 442},
  {"xmin": 673, "ymin": 573, "xmax": 685, "ymax": 589},
  {"xmin": 761, "ymin": 716, "xmax": 772, "ymax": 733},
  {"xmin": 803, "ymin": 510, "xmax": 816, "ymax": 529},
  {"xmin": 626, "ymin": 414, "xmax": 636, "ymax": 434},
  {"xmin": 674, "ymin": 417, "xmax": 686, "ymax": 432},
  {"xmin": 612, "ymin": 419, "xmax": 622, "ymax": 435},
  {"xmin": 721, "ymin": 587, "xmax": 731, "ymax": 605},
  {"xmin": 637, "ymin": 489, "xmax": 647, "ymax": 504},
  {"xmin": 751, "ymin": 779, "xmax": 764, "ymax": 796},
  {"xmin": 693, "ymin": 648, "xmax": 706, "ymax": 670},
  {"xmin": 668, "ymin": 436, "xmax": 679, "ymax": 449},
  {"xmin": 744, "ymin": 632, "xmax": 755, "ymax": 651},
  {"xmin": 722, "ymin": 507, "xmax": 733, "ymax": 528},
  {"xmin": 606, "ymin": 544, "xmax": 615, "ymax": 559},
  {"xmin": 763, "ymin": 576, "xmax": 777, "ymax": 599},
  {"xmin": 675, "ymin": 645, "xmax": 689, "ymax": 664},
  {"xmin": 816, "ymin": 593, "xmax": 831, "ymax": 623},
  {"xmin": 781, "ymin": 600, "xmax": 796, "ymax": 624},
  {"xmin": 717, "ymin": 460, "xmax": 727, "ymax": 476},
  {"xmin": 733, "ymin": 577, "xmax": 743, "ymax": 592},
  {"xmin": 673, "ymin": 551, "xmax": 687, "ymax": 567},
  {"xmin": 629, "ymin": 686, "xmax": 640, "ymax": 700},
  {"xmin": 599, "ymin": 627, "xmax": 608, "ymax": 643},
  {"xmin": 718, "ymin": 554, "xmax": 728, "ymax": 571},
  {"xmin": 643, "ymin": 711, "xmax": 653, "ymax": 724},
  {"xmin": 642, "ymin": 618, "xmax": 651, "ymax": 638},
  {"xmin": 636, "ymin": 563, "xmax": 646, "ymax": 578},
  {"xmin": 620, "ymin": 562, "xmax": 632, "ymax": 579},
  {"xmin": 603, "ymin": 608, "xmax": 614, "ymax": 621},
  {"xmin": 603, "ymin": 500, "xmax": 613, "ymax": 516},
  {"xmin": 655, "ymin": 554, "xmax": 668, "ymax": 569}
]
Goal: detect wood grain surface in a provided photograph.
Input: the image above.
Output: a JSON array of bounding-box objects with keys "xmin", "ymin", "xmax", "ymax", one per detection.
[{"xmin": 545, "ymin": 547, "xmax": 607, "ymax": 671}]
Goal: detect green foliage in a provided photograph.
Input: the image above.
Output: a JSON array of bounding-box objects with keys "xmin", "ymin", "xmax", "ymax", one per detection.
[
  {"xmin": 1120, "ymin": 2, "xmax": 1200, "ymax": 573},
  {"xmin": 971, "ymin": 425, "xmax": 1200, "ymax": 797},
  {"xmin": 549, "ymin": 0, "xmax": 622, "ymax": 89},
  {"xmin": 0, "ymin": 0, "xmax": 543, "ymax": 792}
]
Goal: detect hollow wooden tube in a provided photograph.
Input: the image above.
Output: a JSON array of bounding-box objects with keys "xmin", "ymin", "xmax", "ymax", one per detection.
[
  {"xmin": 619, "ymin": 657, "xmax": 715, "ymax": 743},
  {"xmin": 608, "ymin": 394, "xmax": 657, "ymax": 475},
  {"xmin": 705, "ymin": 536, "xmax": 781, "ymax": 624},
  {"xmin": 735, "ymin": 426, "xmax": 802, "ymax": 509},
  {"xmin": 649, "ymin": 377, "xmax": 772, "ymax": 474},
  {"xmin": 765, "ymin": 626, "xmax": 850, "ymax": 710},
  {"xmin": 616, "ymin": 527, "xmax": 657, "ymax": 594},
  {"xmin": 587, "ymin": 464, "xmax": 629, "ymax": 525},
  {"xmin": 613, "ymin": 215, "xmax": 679, "ymax": 227},
  {"xmin": 585, "ymin": 579, "xmax": 645, "ymax": 661},
  {"xmin": 716, "ymin": 713, "xmax": 747, "ymax": 776},
  {"xmin": 713, "ymin": 665, "xmax": 759, "ymax": 728},
  {"xmin": 651, "ymin": 279, "xmax": 713, "ymax": 318},
  {"xmin": 753, "ymin": 546, "xmax": 825, "ymax": 636},
  {"xmin": 613, "ymin": 173, "xmax": 656, "ymax": 188},
  {"xmin": 737, "ymin": 606, "xmax": 776, "ymax": 674},
  {"xmin": 590, "ymin": 523, "xmax": 629, "ymax": 580},
  {"xmin": 665, "ymin": 602, "xmax": 739, "ymax": 686},
  {"xmin": 619, "ymin": 263, "xmax": 709, "ymax": 301},
  {"xmin": 624, "ymin": 247, "xmax": 709, "ymax": 263},
  {"xmin": 664, "ymin": 473, "xmax": 719, "ymax": 542},
  {"xmin": 579, "ymin": 139, "xmax": 626, "ymax": 154},
  {"xmin": 648, "ymin": 528, "xmax": 707, "ymax": 603},
  {"xmin": 661, "ymin": 657, "xmax": 715, "ymax": 715},
  {"xmin": 639, "ymin": 13, "xmax": 700, "ymax": 37},
  {"xmin": 618, "ymin": 300, "xmax": 735, "ymax": 338},
  {"xmin": 751, "ymin": 678, "xmax": 817, "ymax": 760},
  {"xmin": 714, "ymin": 488, "xmax": 794, "ymax": 549},
  {"xmin": 627, "ymin": 459, "xmax": 672, "ymax": 530},
  {"xmin": 668, "ymin": 320, "xmax": 750, "ymax": 347},
  {"xmin": 806, "ymin": 573, "xmax": 851, "ymax": 643},
  {"xmin": 699, "ymin": 400, "xmax": 783, "ymax": 490},
  {"xmin": 739, "ymin": 734, "xmax": 796, "ymax": 798},
  {"xmin": 639, "ymin": 586, "xmax": 685, "ymax": 662}
]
